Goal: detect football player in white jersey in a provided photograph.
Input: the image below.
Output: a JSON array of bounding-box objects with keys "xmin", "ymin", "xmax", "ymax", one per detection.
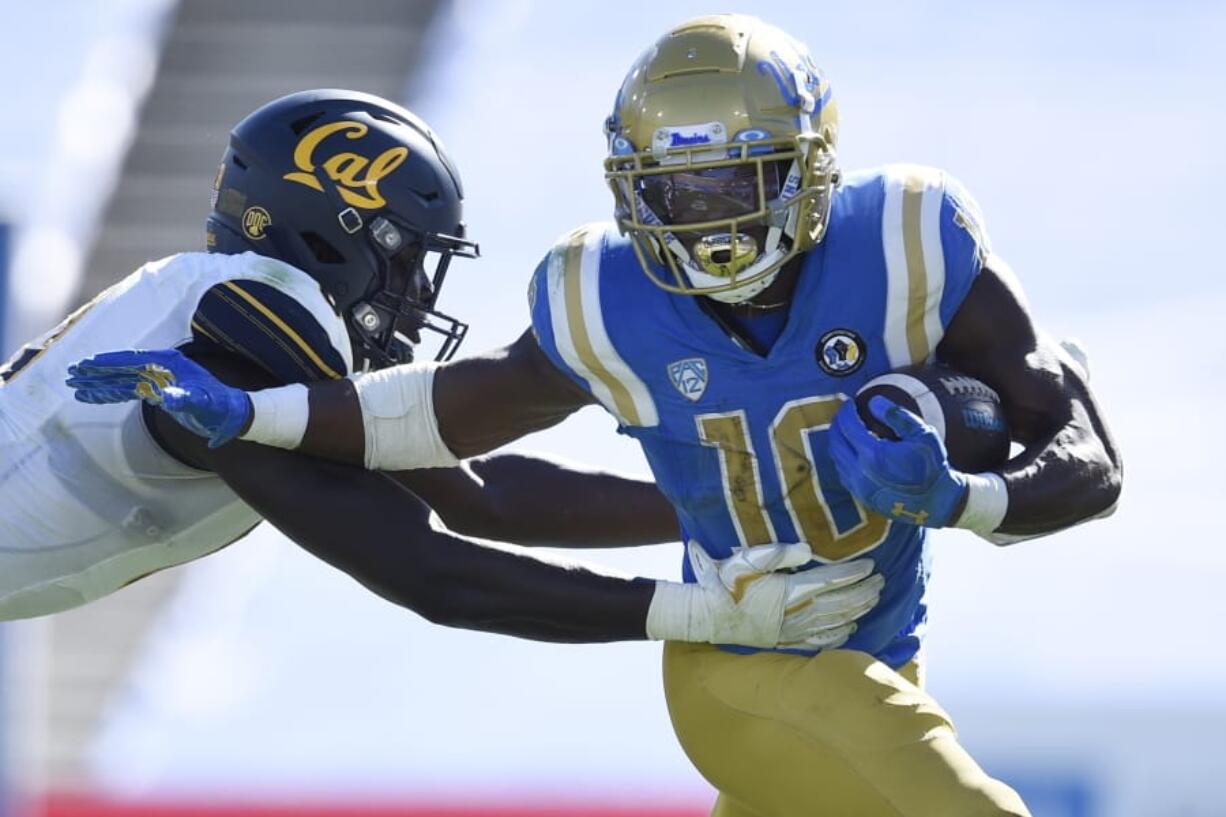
[{"xmin": 4, "ymin": 89, "xmax": 883, "ymax": 651}]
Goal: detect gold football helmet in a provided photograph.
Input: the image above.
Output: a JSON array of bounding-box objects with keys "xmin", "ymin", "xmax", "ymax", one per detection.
[{"xmin": 604, "ymin": 14, "xmax": 839, "ymax": 303}]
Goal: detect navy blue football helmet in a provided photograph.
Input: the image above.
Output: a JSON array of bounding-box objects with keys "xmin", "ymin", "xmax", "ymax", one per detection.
[{"xmin": 206, "ymin": 89, "xmax": 479, "ymax": 368}]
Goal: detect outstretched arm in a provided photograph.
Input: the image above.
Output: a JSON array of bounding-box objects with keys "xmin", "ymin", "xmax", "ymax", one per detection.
[{"xmin": 176, "ymin": 421, "xmax": 655, "ymax": 642}]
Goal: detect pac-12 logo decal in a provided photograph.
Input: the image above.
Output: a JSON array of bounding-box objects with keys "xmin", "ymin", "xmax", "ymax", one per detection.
[
  {"xmin": 242, "ymin": 206, "xmax": 272, "ymax": 240},
  {"xmin": 816, "ymin": 329, "xmax": 865, "ymax": 376},
  {"xmin": 668, "ymin": 357, "xmax": 709, "ymax": 402}
]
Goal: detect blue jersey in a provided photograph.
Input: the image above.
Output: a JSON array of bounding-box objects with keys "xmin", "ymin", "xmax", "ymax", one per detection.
[{"xmin": 530, "ymin": 165, "xmax": 991, "ymax": 668}]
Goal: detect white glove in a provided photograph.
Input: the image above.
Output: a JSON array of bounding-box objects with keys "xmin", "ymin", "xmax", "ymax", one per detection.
[{"xmin": 645, "ymin": 541, "xmax": 884, "ymax": 650}]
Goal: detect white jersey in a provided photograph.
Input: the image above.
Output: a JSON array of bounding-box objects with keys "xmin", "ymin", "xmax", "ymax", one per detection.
[{"xmin": 0, "ymin": 251, "xmax": 351, "ymax": 619}]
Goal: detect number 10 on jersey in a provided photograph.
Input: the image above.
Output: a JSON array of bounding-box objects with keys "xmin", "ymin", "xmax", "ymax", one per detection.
[{"xmin": 697, "ymin": 394, "xmax": 892, "ymax": 562}]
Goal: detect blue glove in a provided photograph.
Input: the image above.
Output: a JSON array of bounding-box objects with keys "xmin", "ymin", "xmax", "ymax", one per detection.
[
  {"xmin": 828, "ymin": 395, "xmax": 969, "ymax": 528},
  {"xmin": 66, "ymin": 349, "xmax": 252, "ymax": 448}
]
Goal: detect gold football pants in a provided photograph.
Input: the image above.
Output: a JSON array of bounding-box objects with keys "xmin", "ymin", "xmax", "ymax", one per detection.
[{"xmin": 663, "ymin": 643, "xmax": 1030, "ymax": 817}]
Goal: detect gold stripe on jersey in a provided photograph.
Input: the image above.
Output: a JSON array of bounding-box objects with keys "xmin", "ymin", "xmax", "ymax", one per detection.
[
  {"xmin": 190, "ymin": 320, "xmax": 221, "ymax": 345},
  {"xmin": 221, "ymin": 281, "xmax": 342, "ymax": 379},
  {"xmin": 902, "ymin": 174, "xmax": 931, "ymax": 362},
  {"xmin": 883, "ymin": 166, "xmax": 948, "ymax": 368},
  {"xmin": 209, "ymin": 288, "xmax": 316, "ymax": 378},
  {"xmin": 696, "ymin": 410, "xmax": 776, "ymax": 547},
  {"xmin": 560, "ymin": 229, "xmax": 644, "ymax": 426},
  {"xmin": 771, "ymin": 396, "xmax": 889, "ymax": 562}
]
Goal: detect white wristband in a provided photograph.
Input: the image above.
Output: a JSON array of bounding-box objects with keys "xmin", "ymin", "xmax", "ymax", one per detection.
[
  {"xmin": 645, "ymin": 580, "xmax": 706, "ymax": 642},
  {"xmin": 354, "ymin": 363, "xmax": 460, "ymax": 470},
  {"xmin": 956, "ymin": 472, "xmax": 1009, "ymax": 535},
  {"xmin": 240, "ymin": 384, "xmax": 309, "ymax": 449}
]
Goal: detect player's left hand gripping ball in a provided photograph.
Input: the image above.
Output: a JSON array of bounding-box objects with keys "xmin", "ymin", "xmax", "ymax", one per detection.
[
  {"xmin": 829, "ymin": 395, "xmax": 970, "ymax": 527},
  {"xmin": 66, "ymin": 349, "xmax": 252, "ymax": 448}
]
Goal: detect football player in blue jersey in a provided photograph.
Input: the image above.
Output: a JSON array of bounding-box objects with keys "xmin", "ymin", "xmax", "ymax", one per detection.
[{"xmin": 70, "ymin": 16, "xmax": 1122, "ymax": 816}]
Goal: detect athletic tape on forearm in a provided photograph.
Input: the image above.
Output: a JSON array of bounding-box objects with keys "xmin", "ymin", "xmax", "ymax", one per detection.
[
  {"xmin": 353, "ymin": 363, "xmax": 460, "ymax": 470},
  {"xmin": 956, "ymin": 472, "xmax": 1009, "ymax": 535},
  {"xmin": 645, "ymin": 580, "xmax": 706, "ymax": 642},
  {"xmin": 240, "ymin": 384, "xmax": 310, "ymax": 449}
]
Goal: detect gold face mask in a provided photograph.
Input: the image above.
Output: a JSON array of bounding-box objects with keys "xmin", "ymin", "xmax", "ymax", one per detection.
[{"xmin": 604, "ymin": 14, "xmax": 840, "ymax": 303}]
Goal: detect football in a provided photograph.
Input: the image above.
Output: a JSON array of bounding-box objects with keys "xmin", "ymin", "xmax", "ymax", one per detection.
[{"xmin": 855, "ymin": 364, "xmax": 1011, "ymax": 473}]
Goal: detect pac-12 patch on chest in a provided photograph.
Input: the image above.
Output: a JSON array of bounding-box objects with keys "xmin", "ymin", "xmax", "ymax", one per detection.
[
  {"xmin": 668, "ymin": 357, "xmax": 709, "ymax": 402},
  {"xmin": 816, "ymin": 328, "xmax": 866, "ymax": 376}
]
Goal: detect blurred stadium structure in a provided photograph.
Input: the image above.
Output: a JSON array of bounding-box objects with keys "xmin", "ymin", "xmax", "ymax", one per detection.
[{"xmin": 2, "ymin": 1, "xmax": 1226, "ymax": 816}]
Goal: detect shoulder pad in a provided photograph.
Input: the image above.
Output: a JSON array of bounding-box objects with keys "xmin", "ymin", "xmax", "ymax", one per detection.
[
  {"xmin": 192, "ymin": 273, "xmax": 350, "ymax": 385},
  {"xmin": 876, "ymin": 165, "xmax": 985, "ymax": 367},
  {"xmin": 533, "ymin": 223, "xmax": 658, "ymax": 427}
]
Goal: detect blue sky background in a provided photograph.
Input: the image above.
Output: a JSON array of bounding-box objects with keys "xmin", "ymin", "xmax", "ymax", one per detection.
[{"xmin": 2, "ymin": 0, "xmax": 1225, "ymax": 807}]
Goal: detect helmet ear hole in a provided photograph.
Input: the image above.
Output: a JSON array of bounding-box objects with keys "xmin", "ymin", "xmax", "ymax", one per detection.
[{"xmin": 301, "ymin": 231, "xmax": 344, "ymax": 264}]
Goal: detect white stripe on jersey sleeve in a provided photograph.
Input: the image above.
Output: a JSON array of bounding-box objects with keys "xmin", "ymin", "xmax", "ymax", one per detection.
[
  {"xmin": 919, "ymin": 176, "xmax": 947, "ymax": 357},
  {"xmin": 882, "ymin": 167, "xmax": 911, "ymax": 368}
]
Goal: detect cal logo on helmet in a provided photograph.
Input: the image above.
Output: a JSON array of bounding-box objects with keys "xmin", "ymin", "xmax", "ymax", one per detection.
[{"xmin": 283, "ymin": 121, "xmax": 409, "ymax": 210}]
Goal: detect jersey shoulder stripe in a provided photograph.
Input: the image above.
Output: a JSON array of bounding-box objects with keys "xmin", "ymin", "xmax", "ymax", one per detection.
[
  {"xmin": 877, "ymin": 164, "xmax": 987, "ymax": 367},
  {"xmin": 537, "ymin": 223, "xmax": 658, "ymax": 427}
]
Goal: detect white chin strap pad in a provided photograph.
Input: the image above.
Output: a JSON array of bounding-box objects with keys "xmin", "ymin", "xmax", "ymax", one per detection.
[{"xmin": 684, "ymin": 248, "xmax": 786, "ymax": 304}]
